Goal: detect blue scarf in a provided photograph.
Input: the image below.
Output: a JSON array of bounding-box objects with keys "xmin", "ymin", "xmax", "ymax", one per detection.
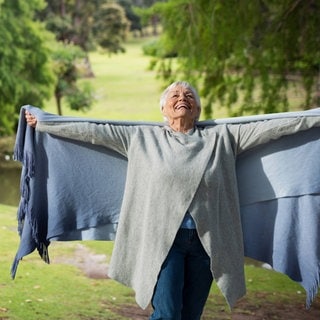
[{"xmin": 12, "ymin": 105, "xmax": 320, "ymax": 308}]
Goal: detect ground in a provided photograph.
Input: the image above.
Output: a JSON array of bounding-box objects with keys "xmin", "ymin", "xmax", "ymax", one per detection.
[{"xmin": 52, "ymin": 243, "xmax": 320, "ymax": 320}]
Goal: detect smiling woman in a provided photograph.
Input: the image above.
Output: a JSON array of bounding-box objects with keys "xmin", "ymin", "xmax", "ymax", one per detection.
[
  {"xmin": 160, "ymin": 81, "xmax": 201, "ymax": 133},
  {"xmin": 22, "ymin": 81, "xmax": 320, "ymax": 319}
]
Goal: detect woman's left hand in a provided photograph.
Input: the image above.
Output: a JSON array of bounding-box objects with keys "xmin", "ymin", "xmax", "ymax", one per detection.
[{"xmin": 25, "ymin": 111, "xmax": 37, "ymax": 128}]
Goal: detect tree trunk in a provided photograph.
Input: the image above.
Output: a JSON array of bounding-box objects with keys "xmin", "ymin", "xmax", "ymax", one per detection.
[
  {"xmin": 60, "ymin": 0, "xmax": 65, "ymax": 17},
  {"xmin": 55, "ymin": 93, "xmax": 63, "ymax": 115}
]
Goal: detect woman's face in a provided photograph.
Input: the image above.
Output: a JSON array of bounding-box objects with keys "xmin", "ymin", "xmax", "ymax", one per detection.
[{"xmin": 162, "ymin": 85, "xmax": 201, "ymax": 123}]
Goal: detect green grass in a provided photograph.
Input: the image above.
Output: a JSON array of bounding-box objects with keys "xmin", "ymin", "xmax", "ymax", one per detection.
[
  {"xmin": 0, "ymin": 204, "xmax": 139, "ymax": 320},
  {"xmin": 43, "ymin": 37, "xmax": 164, "ymax": 122},
  {"xmin": 1, "ymin": 37, "xmax": 319, "ymax": 319},
  {"xmin": 1, "ymin": 201, "xmax": 318, "ymax": 319}
]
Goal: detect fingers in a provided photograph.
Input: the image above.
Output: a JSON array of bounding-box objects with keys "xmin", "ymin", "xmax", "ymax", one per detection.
[{"xmin": 25, "ymin": 111, "xmax": 37, "ymax": 128}]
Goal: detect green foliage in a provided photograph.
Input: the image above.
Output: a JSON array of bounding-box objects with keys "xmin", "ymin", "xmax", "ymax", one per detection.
[
  {"xmin": 0, "ymin": 0, "xmax": 55, "ymax": 135},
  {"xmin": 142, "ymin": 37, "xmax": 176, "ymax": 58},
  {"xmin": 133, "ymin": 5, "xmax": 153, "ymax": 27},
  {"xmin": 39, "ymin": 0, "xmax": 98, "ymax": 51},
  {"xmin": 44, "ymin": 12, "xmax": 74, "ymax": 43},
  {"xmin": 41, "ymin": 0, "xmax": 130, "ymax": 54},
  {"xmin": 93, "ymin": 2, "xmax": 130, "ymax": 54},
  {"xmin": 51, "ymin": 43, "xmax": 95, "ymax": 115},
  {"xmin": 147, "ymin": 0, "xmax": 320, "ymax": 118},
  {"xmin": 117, "ymin": 0, "xmax": 142, "ymax": 33},
  {"xmin": 66, "ymin": 82, "xmax": 96, "ymax": 112},
  {"xmin": 133, "ymin": 1, "xmax": 163, "ymax": 36}
]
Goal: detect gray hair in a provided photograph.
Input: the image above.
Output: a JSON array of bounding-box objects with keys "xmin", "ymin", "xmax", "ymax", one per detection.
[{"xmin": 159, "ymin": 81, "xmax": 201, "ymax": 112}]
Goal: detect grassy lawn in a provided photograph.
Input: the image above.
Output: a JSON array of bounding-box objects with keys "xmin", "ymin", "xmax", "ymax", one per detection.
[
  {"xmin": 1, "ymin": 202, "xmax": 319, "ymax": 319},
  {"xmin": 1, "ymin": 37, "xmax": 319, "ymax": 319},
  {"xmin": 43, "ymin": 37, "xmax": 165, "ymax": 122},
  {"xmin": 0, "ymin": 204, "xmax": 139, "ymax": 320}
]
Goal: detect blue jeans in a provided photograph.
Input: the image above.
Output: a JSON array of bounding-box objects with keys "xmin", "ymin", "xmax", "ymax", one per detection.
[{"xmin": 150, "ymin": 228, "xmax": 213, "ymax": 320}]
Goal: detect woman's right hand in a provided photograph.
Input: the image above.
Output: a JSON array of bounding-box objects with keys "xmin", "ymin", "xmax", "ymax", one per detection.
[{"xmin": 25, "ymin": 111, "xmax": 37, "ymax": 128}]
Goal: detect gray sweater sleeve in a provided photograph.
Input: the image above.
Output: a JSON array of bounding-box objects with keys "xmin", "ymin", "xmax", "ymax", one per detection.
[
  {"xmin": 230, "ymin": 116, "xmax": 320, "ymax": 154},
  {"xmin": 36, "ymin": 121, "xmax": 134, "ymax": 157}
]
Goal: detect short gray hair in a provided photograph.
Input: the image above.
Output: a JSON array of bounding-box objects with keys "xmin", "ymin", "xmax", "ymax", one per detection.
[{"xmin": 159, "ymin": 81, "xmax": 201, "ymax": 112}]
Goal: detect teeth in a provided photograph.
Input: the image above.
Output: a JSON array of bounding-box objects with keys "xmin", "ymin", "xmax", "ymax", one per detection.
[{"xmin": 176, "ymin": 105, "xmax": 189, "ymax": 109}]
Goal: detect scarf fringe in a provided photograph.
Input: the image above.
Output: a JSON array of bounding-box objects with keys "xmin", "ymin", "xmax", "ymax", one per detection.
[
  {"xmin": 305, "ymin": 265, "xmax": 320, "ymax": 309},
  {"xmin": 17, "ymin": 151, "xmax": 34, "ymax": 234},
  {"xmin": 11, "ymin": 115, "xmax": 49, "ymax": 279},
  {"xmin": 23, "ymin": 151, "xmax": 35, "ymax": 178}
]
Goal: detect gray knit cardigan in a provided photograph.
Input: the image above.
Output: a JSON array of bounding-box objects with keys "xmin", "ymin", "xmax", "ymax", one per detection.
[{"xmin": 35, "ymin": 115, "xmax": 320, "ymax": 309}]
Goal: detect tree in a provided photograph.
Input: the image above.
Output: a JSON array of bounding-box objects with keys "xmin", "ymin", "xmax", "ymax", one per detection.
[
  {"xmin": 93, "ymin": 2, "xmax": 130, "ymax": 53},
  {"xmin": 39, "ymin": 0, "xmax": 96, "ymax": 52},
  {"xmin": 51, "ymin": 43, "xmax": 95, "ymax": 115},
  {"xmin": 40, "ymin": 0, "xmax": 130, "ymax": 53},
  {"xmin": 133, "ymin": 0, "xmax": 165, "ymax": 36},
  {"xmin": 0, "ymin": 0, "xmax": 55, "ymax": 136},
  {"xmin": 147, "ymin": 0, "xmax": 320, "ymax": 118},
  {"xmin": 117, "ymin": 0, "xmax": 143, "ymax": 37},
  {"xmin": 38, "ymin": 0, "xmax": 129, "ymax": 115}
]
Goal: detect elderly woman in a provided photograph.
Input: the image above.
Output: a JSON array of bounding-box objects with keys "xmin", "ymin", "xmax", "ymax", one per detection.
[{"xmin": 25, "ymin": 81, "xmax": 320, "ymax": 320}]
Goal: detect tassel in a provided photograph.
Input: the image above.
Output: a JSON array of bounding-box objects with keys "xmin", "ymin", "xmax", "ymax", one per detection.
[
  {"xmin": 23, "ymin": 151, "xmax": 35, "ymax": 178},
  {"xmin": 39, "ymin": 242, "xmax": 50, "ymax": 264},
  {"xmin": 11, "ymin": 256, "xmax": 20, "ymax": 279},
  {"xmin": 306, "ymin": 266, "xmax": 320, "ymax": 309}
]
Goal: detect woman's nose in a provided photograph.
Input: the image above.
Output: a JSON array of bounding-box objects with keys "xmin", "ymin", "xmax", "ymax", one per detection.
[{"xmin": 178, "ymin": 93, "xmax": 187, "ymax": 100}]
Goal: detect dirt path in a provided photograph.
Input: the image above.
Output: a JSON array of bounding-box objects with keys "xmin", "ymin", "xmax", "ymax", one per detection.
[{"xmin": 52, "ymin": 243, "xmax": 320, "ymax": 319}]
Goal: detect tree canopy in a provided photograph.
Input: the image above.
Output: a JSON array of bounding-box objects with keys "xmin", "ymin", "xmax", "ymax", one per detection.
[
  {"xmin": 146, "ymin": 0, "xmax": 320, "ymax": 118},
  {"xmin": 38, "ymin": 0, "xmax": 130, "ymax": 115},
  {"xmin": 39, "ymin": 0, "xmax": 130, "ymax": 53},
  {"xmin": 0, "ymin": 0, "xmax": 55, "ymax": 135},
  {"xmin": 51, "ymin": 42, "xmax": 95, "ymax": 115},
  {"xmin": 0, "ymin": 0, "xmax": 133, "ymax": 133},
  {"xmin": 93, "ymin": 2, "xmax": 130, "ymax": 53}
]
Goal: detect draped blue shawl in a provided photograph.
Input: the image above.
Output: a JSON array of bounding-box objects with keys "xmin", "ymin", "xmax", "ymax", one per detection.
[{"xmin": 12, "ymin": 105, "xmax": 320, "ymax": 308}]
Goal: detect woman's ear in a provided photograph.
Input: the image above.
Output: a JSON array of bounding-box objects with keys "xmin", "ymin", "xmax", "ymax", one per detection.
[
  {"xmin": 161, "ymin": 105, "xmax": 167, "ymax": 117},
  {"xmin": 196, "ymin": 106, "xmax": 201, "ymax": 119},
  {"xmin": 161, "ymin": 106, "xmax": 169, "ymax": 122}
]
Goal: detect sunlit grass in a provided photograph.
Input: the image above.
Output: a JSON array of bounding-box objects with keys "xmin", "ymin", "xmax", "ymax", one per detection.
[
  {"xmin": 43, "ymin": 37, "xmax": 164, "ymax": 122},
  {"xmin": 0, "ymin": 204, "xmax": 136, "ymax": 320},
  {"xmin": 1, "ymin": 200, "xmax": 318, "ymax": 319}
]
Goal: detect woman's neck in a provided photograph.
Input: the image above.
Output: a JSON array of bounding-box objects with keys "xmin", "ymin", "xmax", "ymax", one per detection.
[{"xmin": 168, "ymin": 118, "xmax": 195, "ymax": 133}]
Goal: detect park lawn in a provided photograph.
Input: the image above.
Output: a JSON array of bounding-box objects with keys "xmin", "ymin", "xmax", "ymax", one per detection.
[
  {"xmin": 0, "ymin": 204, "xmax": 141, "ymax": 320},
  {"xmin": 1, "ymin": 202, "xmax": 318, "ymax": 320}
]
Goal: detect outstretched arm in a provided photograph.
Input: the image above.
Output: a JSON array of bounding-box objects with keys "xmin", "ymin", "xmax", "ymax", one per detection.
[
  {"xmin": 233, "ymin": 115, "xmax": 320, "ymax": 154},
  {"xmin": 24, "ymin": 110, "xmax": 132, "ymax": 157}
]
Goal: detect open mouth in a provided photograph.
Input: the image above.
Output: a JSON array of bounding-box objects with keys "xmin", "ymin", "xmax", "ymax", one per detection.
[{"xmin": 175, "ymin": 103, "xmax": 190, "ymax": 111}]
